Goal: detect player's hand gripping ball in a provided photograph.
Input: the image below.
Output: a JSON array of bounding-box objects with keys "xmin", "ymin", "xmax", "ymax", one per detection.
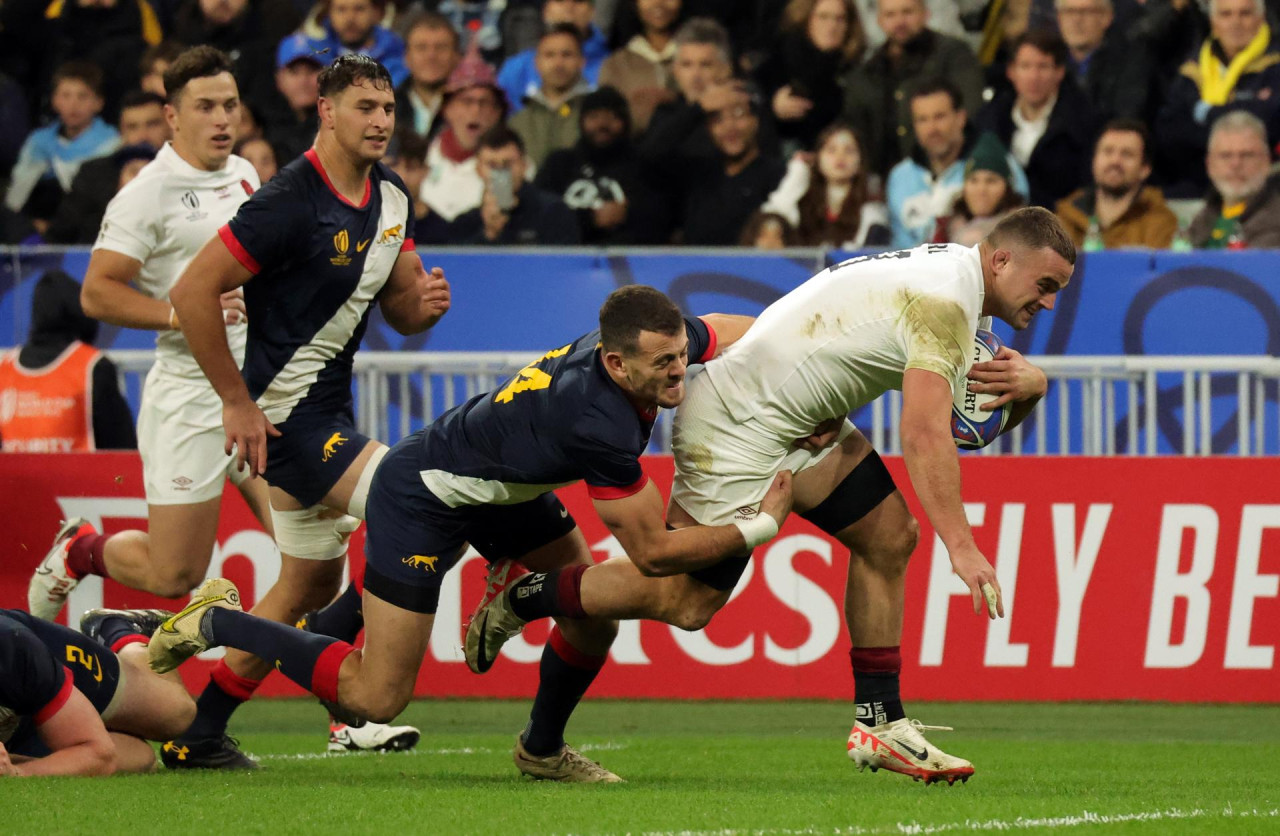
[{"xmin": 951, "ymin": 329, "xmax": 1011, "ymax": 449}]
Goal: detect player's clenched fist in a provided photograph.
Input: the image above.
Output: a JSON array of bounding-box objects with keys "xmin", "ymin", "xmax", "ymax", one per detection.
[{"xmin": 420, "ymin": 266, "xmax": 451, "ymax": 322}]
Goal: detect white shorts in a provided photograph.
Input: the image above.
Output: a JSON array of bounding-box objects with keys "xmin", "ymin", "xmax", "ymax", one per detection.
[
  {"xmin": 137, "ymin": 367, "xmax": 251, "ymax": 505},
  {"xmin": 670, "ymin": 371, "xmax": 853, "ymax": 527}
]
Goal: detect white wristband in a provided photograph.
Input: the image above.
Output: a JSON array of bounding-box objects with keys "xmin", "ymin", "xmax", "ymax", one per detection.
[{"xmin": 733, "ymin": 514, "xmax": 779, "ymax": 549}]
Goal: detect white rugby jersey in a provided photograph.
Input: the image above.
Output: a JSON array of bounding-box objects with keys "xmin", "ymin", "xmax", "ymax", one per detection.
[
  {"xmin": 702, "ymin": 243, "xmax": 990, "ymax": 443},
  {"xmin": 94, "ymin": 143, "xmax": 260, "ymax": 381}
]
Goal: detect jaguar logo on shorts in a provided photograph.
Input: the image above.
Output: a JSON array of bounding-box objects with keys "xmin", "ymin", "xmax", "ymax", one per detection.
[
  {"xmin": 322, "ymin": 432, "xmax": 348, "ymax": 462},
  {"xmin": 172, "ymin": 476, "xmax": 192, "ymax": 490},
  {"xmin": 402, "ymin": 554, "xmax": 439, "ymax": 572}
]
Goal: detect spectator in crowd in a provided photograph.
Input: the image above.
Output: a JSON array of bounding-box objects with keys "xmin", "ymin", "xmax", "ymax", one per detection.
[
  {"xmin": 45, "ymin": 0, "xmax": 163, "ymax": 120},
  {"xmin": 536, "ymin": 85, "xmax": 668, "ymax": 242},
  {"xmin": 45, "ymin": 91, "xmax": 170, "ymax": 244},
  {"xmin": 139, "ymin": 41, "xmax": 185, "ymax": 97},
  {"xmin": 932, "ymin": 133, "xmax": 1026, "ymax": 246},
  {"xmin": 739, "ymin": 209, "xmax": 797, "ymax": 247},
  {"xmin": 1188, "ymin": 110, "xmax": 1280, "ymax": 248},
  {"xmin": 264, "ymin": 35, "xmax": 323, "ymax": 164},
  {"xmin": 646, "ymin": 84, "xmax": 785, "ymax": 244},
  {"xmin": 239, "ymin": 101, "xmax": 265, "ymax": 141},
  {"xmin": 842, "ymin": 0, "xmax": 984, "ymax": 178},
  {"xmin": 235, "ymin": 135, "xmax": 279, "ymax": 184},
  {"xmin": 854, "ymin": 0, "xmax": 971, "ymax": 51},
  {"xmin": 1156, "ymin": 0, "xmax": 1280, "ymax": 197},
  {"xmin": 1056, "ymin": 119, "xmax": 1177, "ymax": 249},
  {"xmin": 386, "ymin": 130, "xmax": 432, "ymax": 238},
  {"xmin": 887, "ymin": 79, "xmax": 1028, "ymax": 248},
  {"xmin": 0, "ymin": 270, "xmax": 135, "ymax": 452},
  {"xmin": 301, "ymin": 0, "xmax": 408, "ymax": 85},
  {"xmin": 500, "ymin": 0, "xmax": 609, "ymax": 112},
  {"xmin": 510, "ymin": 24, "xmax": 592, "ymax": 167},
  {"xmin": 755, "ymin": 0, "xmax": 866, "ymax": 153},
  {"xmin": 976, "ymin": 29, "xmax": 1095, "ymax": 208},
  {"xmin": 6, "ymin": 62, "xmax": 121, "ymax": 227},
  {"xmin": 169, "ymin": 0, "xmax": 301, "ymax": 112},
  {"xmin": 639, "ymin": 17, "xmax": 734, "ymax": 165},
  {"xmin": 598, "ymin": 0, "xmax": 681, "ymax": 134},
  {"xmin": 455, "ymin": 124, "xmax": 581, "ymax": 243},
  {"xmin": 419, "ymin": 45, "xmax": 509, "ymax": 240},
  {"xmin": 431, "ymin": 0, "xmax": 543, "ymax": 65},
  {"xmin": 761, "ymin": 123, "xmax": 890, "ymax": 247},
  {"xmin": 1057, "ymin": 0, "xmax": 1154, "ymax": 123},
  {"xmin": 396, "ymin": 12, "xmax": 462, "ymax": 143}
]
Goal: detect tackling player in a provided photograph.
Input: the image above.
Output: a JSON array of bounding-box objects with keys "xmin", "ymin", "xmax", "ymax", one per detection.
[
  {"xmin": 467, "ymin": 208, "xmax": 1074, "ymax": 785},
  {"xmin": 164, "ymin": 55, "xmax": 448, "ymax": 765},
  {"xmin": 0, "ymin": 608, "xmax": 194, "ymax": 776},
  {"xmin": 147, "ymin": 285, "xmax": 793, "ymax": 783}
]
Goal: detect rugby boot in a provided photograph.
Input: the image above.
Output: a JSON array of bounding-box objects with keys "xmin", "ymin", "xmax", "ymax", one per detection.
[
  {"xmin": 148, "ymin": 578, "xmax": 242, "ymax": 674},
  {"xmin": 513, "ymin": 736, "xmax": 623, "ymax": 783},
  {"xmin": 464, "ymin": 559, "xmax": 530, "ymax": 673},
  {"xmin": 847, "ymin": 717, "xmax": 975, "ymax": 785},
  {"xmin": 161, "ymin": 735, "xmax": 259, "ymax": 770},
  {"xmin": 80, "ymin": 608, "xmax": 173, "ymax": 646},
  {"xmin": 328, "ymin": 721, "xmax": 421, "ymax": 753},
  {"xmin": 28, "ymin": 518, "xmax": 93, "ymax": 620}
]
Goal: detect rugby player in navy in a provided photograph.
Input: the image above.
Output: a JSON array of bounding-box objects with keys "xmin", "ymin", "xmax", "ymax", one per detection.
[
  {"xmin": 0, "ymin": 608, "xmax": 195, "ymax": 776},
  {"xmin": 149, "ymin": 285, "xmax": 793, "ymax": 782},
  {"xmin": 166, "ymin": 55, "xmax": 446, "ymax": 766}
]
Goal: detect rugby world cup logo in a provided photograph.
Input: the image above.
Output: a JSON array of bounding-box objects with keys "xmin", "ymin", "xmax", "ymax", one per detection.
[{"xmin": 331, "ymin": 229, "xmax": 352, "ymax": 266}]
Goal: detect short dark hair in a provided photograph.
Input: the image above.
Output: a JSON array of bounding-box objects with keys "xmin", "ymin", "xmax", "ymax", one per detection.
[
  {"xmin": 318, "ymin": 54, "xmax": 394, "ymax": 99},
  {"xmin": 987, "ymin": 207, "xmax": 1077, "ymax": 265},
  {"xmin": 163, "ymin": 46, "xmax": 235, "ymax": 106},
  {"xmin": 910, "ymin": 77, "xmax": 963, "ymax": 111},
  {"xmin": 478, "ymin": 123, "xmax": 525, "ymax": 154},
  {"xmin": 52, "ymin": 61, "xmax": 104, "ymax": 98},
  {"xmin": 139, "ymin": 40, "xmax": 184, "ymax": 77},
  {"xmin": 599, "ymin": 285, "xmax": 684, "ymax": 356},
  {"xmin": 405, "ymin": 11, "xmax": 461, "ymax": 52},
  {"xmin": 1097, "ymin": 117, "xmax": 1151, "ymax": 164},
  {"xmin": 540, "ymin": 21, "xmax": 584, "ymax": 49},
  {"xmin": 392, "ymin": 129, "xmax": 430, "ymax": 164},
  {"xmin": 1009, "ymin": 29, "xmax": 1069, "ymax": 67},
  {"xmin": 119, "ymin": 90, "xmax": 167, "ymax": 113}
]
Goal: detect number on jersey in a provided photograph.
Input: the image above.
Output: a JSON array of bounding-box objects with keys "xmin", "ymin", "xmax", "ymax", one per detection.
[{"xmin": 494, "ymin": 344, "xmax": 572, "ymax": 404}]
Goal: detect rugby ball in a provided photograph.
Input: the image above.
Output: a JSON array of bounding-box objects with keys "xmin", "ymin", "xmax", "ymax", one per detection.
[{"xmin": 951, "ymin": 329, "xmax": 1010, "ymax": 450}]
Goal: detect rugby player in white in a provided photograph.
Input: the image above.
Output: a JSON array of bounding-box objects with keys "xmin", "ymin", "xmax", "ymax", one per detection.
[{"xmin": 468, "ymin": 207, "xmax": 1074, "ymax": 784}]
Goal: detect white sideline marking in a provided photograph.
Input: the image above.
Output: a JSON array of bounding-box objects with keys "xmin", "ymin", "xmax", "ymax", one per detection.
[
  {"xmin": 254, "ymin": 742, "xmax": 627, "ymax": 761},
  {"xmin": 629, "ymin": 806, "xmax": 1280, "ymax": 836}
]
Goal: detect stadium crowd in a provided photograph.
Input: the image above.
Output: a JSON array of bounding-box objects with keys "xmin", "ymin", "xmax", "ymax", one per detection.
[{"xmin": 2, "ymin": 0, "xmax": 1280, "ymax": 250}]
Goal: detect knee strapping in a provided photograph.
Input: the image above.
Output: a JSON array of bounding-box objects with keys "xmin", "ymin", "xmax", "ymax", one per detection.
[{"xmin": 271, "ymin": 504, "xmax": 361, "ymax": 561}]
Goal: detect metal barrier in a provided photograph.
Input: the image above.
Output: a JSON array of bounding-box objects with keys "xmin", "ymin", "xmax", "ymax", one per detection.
[{"xmin": 107, "ymin": 351, "xmax": 1280, "ymax": 456}]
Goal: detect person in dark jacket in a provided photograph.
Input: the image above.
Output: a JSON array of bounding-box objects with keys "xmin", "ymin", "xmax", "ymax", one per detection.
[
  {"xmin": 976, "ymin": 30, "xmax": 1097, "ymax": 208},
  {"xmin": 1, "ymin": 270, "xmax": 135, "ymax": 451},
  {"xmin": 395, "ymin": 12, "xmax": 462, "ymax": 144},
  {"xmin": 536, "ymin": 86, "xmax": 668, "ymax": 243},
  {"xmin": 1188, "ymin": 109, "xmax": 1280, "ymax": 248},
  {"xmin": 1057, "ymin": 0, "xmax": 1156, "ymax": 124},
  {"xmin": 1154, "ymin": 0, "xmax": 1280, "ymax": 197},
  {"xmin": 841, "ymin": 0, "xmax": 984, "ymax": 178},
  {"xmin": 454, "ymin": 125, "xmax": 581, "ymax": 244}
]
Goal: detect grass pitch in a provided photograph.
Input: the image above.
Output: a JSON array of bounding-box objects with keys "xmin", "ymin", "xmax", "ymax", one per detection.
[{"xmin": 1, "ymin": 700, "xmax": 1277, "ymax": 835}]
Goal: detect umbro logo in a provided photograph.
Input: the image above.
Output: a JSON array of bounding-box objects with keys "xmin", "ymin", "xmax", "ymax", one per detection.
[{"xmin": 172, "ymin": 476, "xmax": 192, "ymax": 489}]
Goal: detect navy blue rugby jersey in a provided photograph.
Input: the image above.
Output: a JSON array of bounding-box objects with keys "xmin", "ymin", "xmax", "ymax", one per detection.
[
  {"xmin": 418, "ymin": 317, "xmax": 716, "ymax": 506},
  {"xmin": 0, "ymin": 610, "xmax": 72, "ymax": 730},
  {"xmin": 219, "ymin": 149, "xmax": 416, "ymax": 423}
]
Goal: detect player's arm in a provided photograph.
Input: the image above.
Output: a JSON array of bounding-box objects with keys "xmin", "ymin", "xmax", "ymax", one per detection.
[
  {"xmin": 378, "ymin": 251, "xmax": 451, "ymax": 335},
  {"xmin": 966, "ymin": 345, "xmax": 1047, "ymax": 432},
  {"xmin": 0, "ymin": 688, "xmax": 116, "ymax": 777},
  {"xmin": 593, "ymin": 473, "xmax": 792, "ymax": 577},
  {"xmin": 900, "ymin": 368, "xmax": 1003, "ymax": 619},
  {"xmin": 698, "ymin": 314, "xmax": 754, "ymax": 358},
  {"xmin": 79, "ymin": 250, "xmax": 171, "ymax": 329},
  {"xmin": 170, "ymin": 234, "xmax": 277, "ymax": 476}
]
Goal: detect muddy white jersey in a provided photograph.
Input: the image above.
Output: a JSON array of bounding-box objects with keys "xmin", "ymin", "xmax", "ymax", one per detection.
[{"xmin": 701, "ymin": 243, "xmax": 989, "ymax": 443}]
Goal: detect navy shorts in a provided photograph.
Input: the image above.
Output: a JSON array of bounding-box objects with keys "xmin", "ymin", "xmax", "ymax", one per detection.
[
  {"xmin": 265, "ymin": 408, "xmax": 372, "ymax": 507},
  {"xmin": 363, "ymin": 436, "xmax": 578, "ymax": 614}
]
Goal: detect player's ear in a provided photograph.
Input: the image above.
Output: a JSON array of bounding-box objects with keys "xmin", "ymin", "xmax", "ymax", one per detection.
[
  {"xmin": 602, "ymin": 349, "xmax": 627, "ymax": 375},
  {"xmin": 317, "ymin": 95, "xmax": 335, "ymax": 128}
]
